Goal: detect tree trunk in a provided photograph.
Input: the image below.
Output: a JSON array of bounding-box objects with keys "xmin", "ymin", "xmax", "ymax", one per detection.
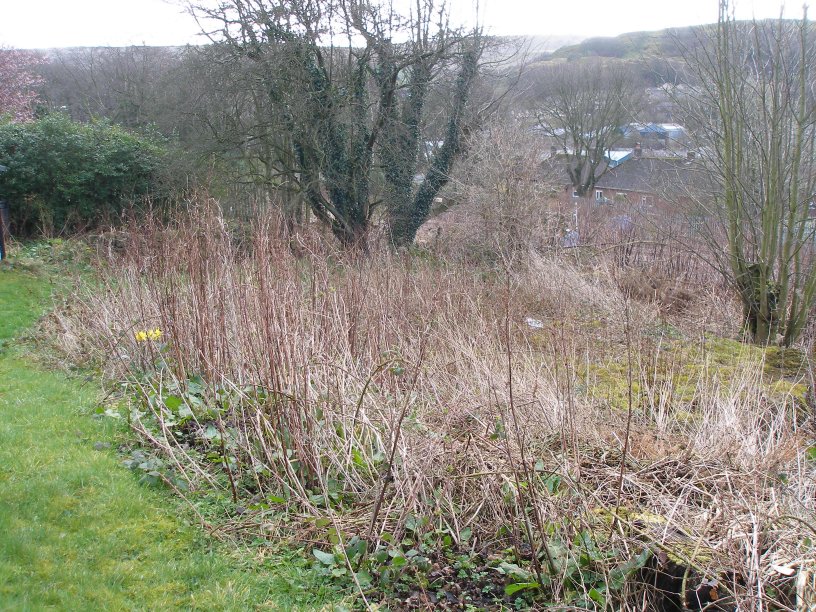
[
  {"xmin": 387, "ymin": 44, "xmax": 481, "ymax": 249},
  {"xmin": 736, "ymin": 263, "xmax": 779, "ymax": 344}
]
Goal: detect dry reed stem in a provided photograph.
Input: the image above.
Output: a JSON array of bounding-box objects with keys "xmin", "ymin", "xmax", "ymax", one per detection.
[{"xmin": 54, "ymin": 203, "xmax": 816, "ymax": 610}]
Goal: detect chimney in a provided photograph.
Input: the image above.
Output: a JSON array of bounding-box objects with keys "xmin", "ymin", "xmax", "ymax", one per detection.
[
  {"xmin": 633, "ymin": 142, "xmax": 642, "ymax": 159},
  {"xmin": 686, "ymin": 150, "xmax": 696, "ymax": 161}
]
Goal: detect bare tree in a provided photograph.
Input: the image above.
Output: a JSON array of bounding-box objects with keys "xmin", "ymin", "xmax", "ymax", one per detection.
[
  {"xmin": 163, "ymin": 45, "xmax": 304, "ymax": 217},
  {"xmin": 37, "ymin": 46, "xmax": 291, "ymax": 214},
  {"xmin": 438, "ymin": 117, "xmax": 561, "ymax": 257},
  {"xmin": 37, "ymin": 47, "xmax": 180, "ymax": 128},
  {"xmin": 187, "ymin": 0, "xmax": 485, "ymax": 249},
  {"xmin": 531, "ymin": 59, "xmax": 641, "ymax": 197},
  {"xmin": 677, "ymin": 2, "xmax": 816, "ymax": 345}
]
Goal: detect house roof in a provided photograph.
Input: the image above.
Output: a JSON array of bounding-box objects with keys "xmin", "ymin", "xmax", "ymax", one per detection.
[
  {"xmin": 624, "ymin": 122, "xmax": 686, "ymax": 136},
  {"xmin": 605, "ymin": 150, "xmax": 631, "ymax": 168},
  {"xmin": 546, "ymin": 147, "xmax": 710, "ymax": 198},
  {"xmin": 594, "ymin": 156, "xmax": 699, "ymax": 196}
]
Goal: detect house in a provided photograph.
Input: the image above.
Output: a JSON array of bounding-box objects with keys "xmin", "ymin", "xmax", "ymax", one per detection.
[{"xmin": 564, "ymin": 145, "xmax": 700, "ymax": 209}]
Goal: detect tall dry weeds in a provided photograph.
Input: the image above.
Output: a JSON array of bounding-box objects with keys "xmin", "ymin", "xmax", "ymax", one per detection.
[{"xmin": 58, "ymin": 201, "xmax": 816, "ymax": 610}]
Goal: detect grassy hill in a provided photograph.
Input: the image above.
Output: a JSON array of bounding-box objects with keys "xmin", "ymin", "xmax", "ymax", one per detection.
[{"xmin": 538, "ymin": 26, "xmax": 702, "ymax": 62}]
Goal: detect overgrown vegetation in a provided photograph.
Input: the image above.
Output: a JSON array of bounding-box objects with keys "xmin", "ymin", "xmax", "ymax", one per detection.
[
  {"xmin": 50, "ymin": 203, "xmax": 815, "ymax": 609},
  {"xmin": 1, "ymin": 1, "xmax": 815, "ymax": 609}
]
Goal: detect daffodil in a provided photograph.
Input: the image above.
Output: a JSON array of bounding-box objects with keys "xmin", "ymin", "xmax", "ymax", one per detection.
[
  {"xmin": 134, "ymin": 330, "xmax": 148, "ymax": 342},
  {"xmin": 147, "ymin": 328, "xmax": 163, "ymax": 341}
]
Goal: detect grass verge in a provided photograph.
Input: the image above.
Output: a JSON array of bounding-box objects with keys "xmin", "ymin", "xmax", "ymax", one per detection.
[{"xmin": 0, "ymin": 265, "xmax": 342, "ymax": 611}]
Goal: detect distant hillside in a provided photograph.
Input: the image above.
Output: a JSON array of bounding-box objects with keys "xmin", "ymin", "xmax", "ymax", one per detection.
[
  {"xmin": 534, "ymin": 19, "xmax": 813, "ymax": 64},
  {"xmin": 531, "ymin": 25, "xmax": 707, "ymax": 65}
]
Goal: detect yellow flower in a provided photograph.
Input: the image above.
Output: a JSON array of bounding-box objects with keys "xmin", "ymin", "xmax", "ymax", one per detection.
[
  {"xmin": 148, "ymin": 328, "xmax": 163, "ymax": 341},
  {"xmin": 134, "ymin": 330, "xmax": 148, "ymax": 342}
]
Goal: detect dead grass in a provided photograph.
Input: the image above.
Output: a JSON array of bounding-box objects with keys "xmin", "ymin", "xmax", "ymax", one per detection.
[{"xmin": 55, "ymin": 201, "xmax": 816, "ymax": 610}]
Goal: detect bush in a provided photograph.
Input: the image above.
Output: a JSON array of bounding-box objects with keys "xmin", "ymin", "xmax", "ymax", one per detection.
[{"xmin": 0, "ymin": 113, "xmax": 168, "ymax": 235}]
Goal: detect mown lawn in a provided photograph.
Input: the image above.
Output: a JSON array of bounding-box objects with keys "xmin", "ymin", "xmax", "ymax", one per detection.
[{"xmin": 0, "ymin": 266, "xmax": 341, "ymax": 611}]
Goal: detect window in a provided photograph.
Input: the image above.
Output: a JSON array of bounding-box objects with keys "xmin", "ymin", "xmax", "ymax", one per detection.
[
  {"xmin": 572, "ymin": 190, "xmax": 579, "ymax": 198},
  {"xmin": 595, "ymin": 190, "xmax": 603, "ymax": 202},
  {"xmin": 641, "ymin": 196, "xmax": 648, "ymax": 205}
]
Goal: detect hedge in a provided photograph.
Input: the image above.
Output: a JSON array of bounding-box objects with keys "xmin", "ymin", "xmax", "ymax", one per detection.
[{"xmin": 0, "ymin": 114, "xmax": 168, "ymax": 235}]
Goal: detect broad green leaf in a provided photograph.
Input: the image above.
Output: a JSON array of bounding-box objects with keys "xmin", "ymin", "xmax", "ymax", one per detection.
[
  {"xmin": 313, "ymin": 549, "xmax": 336, "ymax": 565},
  {"xmin": 609, "ymin": 548, "xmax": 651, "ymax": 590},
  {"xmin": 355, "ymin": 570, "xmax": 373, "ymax": 587},
  {"xmin": 588, "ymin": 587, "xmax": 607, "ymax": 606},
  {"xmin": 504, "ymin": 582, "xmax": 540, "ymax": 596},
  {"xmin": 163, "ymin": 395, "xmax": 182, "ymax": 411}
]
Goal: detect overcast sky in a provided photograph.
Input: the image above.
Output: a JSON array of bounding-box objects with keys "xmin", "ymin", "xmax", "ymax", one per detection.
[{"xmin": 0, "ymin": 0, "xmax": 801, "ymax": 49}]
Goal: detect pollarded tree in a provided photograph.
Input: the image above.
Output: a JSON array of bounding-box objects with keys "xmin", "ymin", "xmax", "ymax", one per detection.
[
  {"xmin": 677, "ymin": 2, "xmax": 816, "ymax": 345},
  {"xmin": 531, "ymin": 59, "xmax": 641, "ymax": 197},
  {"xmin": 0, "ymin": 48, "xmax": 44, "ymax": 122},
  {"xmin": 188, "ymin": 0, "xmax": 485, "ymax": 249}
]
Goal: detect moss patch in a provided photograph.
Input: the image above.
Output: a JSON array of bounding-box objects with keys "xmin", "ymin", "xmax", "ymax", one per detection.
[{"xmin": 584, "ymin": 332, "xmax": 808, "ymax": 414}]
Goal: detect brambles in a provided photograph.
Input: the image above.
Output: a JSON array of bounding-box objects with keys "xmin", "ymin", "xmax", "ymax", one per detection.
[{"xmin": 57, "ymin": 206, "xmax": 816, "ymax": 609}]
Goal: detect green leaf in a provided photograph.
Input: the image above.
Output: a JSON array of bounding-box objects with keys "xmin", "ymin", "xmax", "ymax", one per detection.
[
  {"xmin": 806, "ymin": 445, "xmax": 816, "ymax": 461},
  {"xmin": 187, "ymin": 375, "xmax": 205, "ymax": 395},
  {"xmin": 344, "ymin": 537, "xmax": 367, "ymax": 560},
  {"xmin": 373, "ymin": 549, "xmax": 388, "ymax": 563},
  {"xmin": 504, "ymin": 582, "xmax": 540, "ymax": 596},
  {"xmin": 496, "ymin": 562, "xmax": 533, "ymax": 581},
  {"xmin": 588, "ymin": 587, "xmax": 607, "ymax": 606},
  {"xmin": 355, "ymin": 570, "xmax": 373, "ymax": 587},
  {"xmin": 351, "ymin": 447, "xmax": 365, "ymax": 467},
  {"xmin": 163, "ymin": 395, "xmax": 182, "ymax": 411},
  {"xmin": 543, "ymin": 474, "xmax": 562, "ymax": 495},
  {"xmin": 313, "ymin": 549, "xmax": 336, "ymax": 566},
  {"xmin": 609, "ymin": 548, "xmax": 651, "ymax": 591}
]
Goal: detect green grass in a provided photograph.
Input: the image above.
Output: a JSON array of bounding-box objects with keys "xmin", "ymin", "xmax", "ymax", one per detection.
[
  {"xmin": 0, "ymin": 267, "xmax": 51, "ymax": 342},
  {"xmin": 0, "ymin": 266, "xmax": 342, "ymax": 611}
]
